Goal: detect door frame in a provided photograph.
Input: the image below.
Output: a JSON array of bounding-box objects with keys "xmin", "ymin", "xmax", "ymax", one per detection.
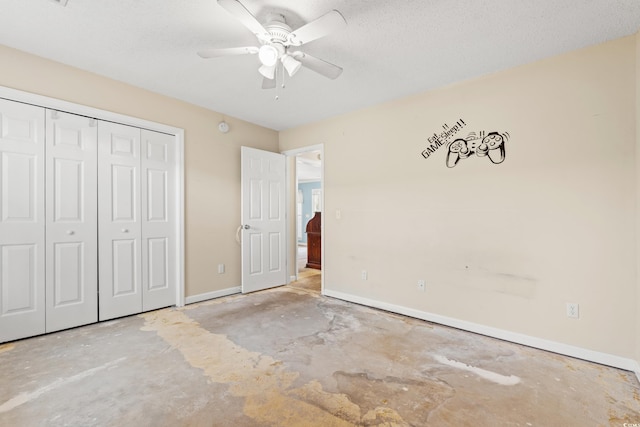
[
  {"xmin": 282, "ymin": 144, "xmax": 324, "ymax": 294},
  {"xmin": 0, "ymin": 85, "xmax": 186, "ymax": 307}
]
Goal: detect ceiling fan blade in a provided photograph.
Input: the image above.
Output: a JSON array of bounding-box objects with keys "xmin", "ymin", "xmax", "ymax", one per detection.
[
  {"xmin": 217, "ymin": 0, "xmax": 270, "ymax": 42},
  {"xmin": 287, "ymin": 10, "xmax": 347, "ymax": 46},
  {"xmin": 197, "ymin": 46, "xmax": 259, "ymax": 58},
  {"xmin": 262, "ymin": 77, "xmax": 276, "ymax": 89},
  {"xmin": 293, "ymin": 52, "xmax": 343, "ymax": 79}
]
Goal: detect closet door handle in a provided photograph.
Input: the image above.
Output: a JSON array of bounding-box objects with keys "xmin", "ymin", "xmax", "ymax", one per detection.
[
  {"xmin": 121, "ymin": 229, "xmax": 129, "ymax": 233},
  {"xmin": 66, "ymin": 230, "xmax": 75, "ymax": 235}
]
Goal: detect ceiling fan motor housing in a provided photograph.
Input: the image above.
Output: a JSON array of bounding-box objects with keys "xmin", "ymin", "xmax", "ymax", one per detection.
[{"xmin": 263, "ymin": 14, "xmax": 291, "ymax": 42}]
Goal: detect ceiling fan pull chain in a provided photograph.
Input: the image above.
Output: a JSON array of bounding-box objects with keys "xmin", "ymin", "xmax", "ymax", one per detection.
[
  {"xmin": 282, "ymin": 62, "xmax": 287, "ymax": 89},
  {"xmin": 276, "ymin": 63, "xmax": 285, "ymax": 100}
]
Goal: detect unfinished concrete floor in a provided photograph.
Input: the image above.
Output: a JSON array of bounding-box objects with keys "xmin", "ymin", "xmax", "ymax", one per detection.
[{"xmin": 1, "ymin": 286, "xmax": 639, "ymax": 426}]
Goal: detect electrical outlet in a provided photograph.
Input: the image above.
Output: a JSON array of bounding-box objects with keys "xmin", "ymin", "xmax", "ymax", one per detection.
[
  {"xmin": 566, "ymin": 303, "xmax": 579, "ymax": 319},
  {"xmin": 417, "ymin": 280, "xmax": 425, "ymax": 291},
  {"xmin": 361, "ymin": 270, "xmax": 368, "ymax": 280},
  {"xmin": 218, "ymin": 264, "xmax": 225, "ymax": 274}
]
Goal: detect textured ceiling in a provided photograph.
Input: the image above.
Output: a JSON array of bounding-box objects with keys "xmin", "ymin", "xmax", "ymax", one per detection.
[{"xmin": 1, "ymin": 0, "xmax": 639, "ymax": 130}]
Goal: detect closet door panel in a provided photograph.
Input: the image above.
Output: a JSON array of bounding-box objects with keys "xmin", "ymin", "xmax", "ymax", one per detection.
[
  {"xmin": 141, "ymin": 130, "xmax": 176, "ymax": 311},
  {"xmin": 98, "ymin": 122, "xmax": 142, "ymax": 320},
  {"xmin": 53, "ymin": 242, "xmax": 83, "ymax": 303},
  {"xmin": 0, "ymin": 99, "xmax": 45, "ymax": 343},
  {"xmin": 2, "ymin": 244, "xmax": 38, "ymax": 311},
  {"xmin": 112, "ymin": 239, "xmax": 137, "ymax": 295},
  {"xmin": 45, "ymin": 111, "xmax": 97, "ymax": 332}
]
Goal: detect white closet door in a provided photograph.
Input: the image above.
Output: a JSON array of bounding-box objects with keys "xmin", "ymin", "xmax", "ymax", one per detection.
[
  {"xmin": 0, "ymin": 99, "xmax": 45, "ymax": 343},
  {"xmin": 98, "ymin": 122, "xmax": 142, "ymax": 320},
  {"xmin": 45, "ymin": 110, "xmax": 98, "ymax": 332},
  {"xmin": 141, "ymin": 129, "xmax": 176, "ymax": 311}
]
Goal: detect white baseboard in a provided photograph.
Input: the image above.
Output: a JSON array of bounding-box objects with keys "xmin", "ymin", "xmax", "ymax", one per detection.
[
  {"xmin": 324, "ymin": 289, "xmax": 640, "ymax": 377},
  {"xmin": 185, "ymin": 287, "xmax": 240, "ymax": 305}
]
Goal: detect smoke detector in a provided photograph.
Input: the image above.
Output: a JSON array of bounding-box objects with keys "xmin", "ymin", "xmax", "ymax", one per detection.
[{"xmin": 218, "ymin": 121, "xmax": 230, "ymax": 133}]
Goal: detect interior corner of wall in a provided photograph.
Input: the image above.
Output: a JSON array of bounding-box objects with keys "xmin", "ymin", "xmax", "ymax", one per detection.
[{"xmin": 637, "ymin": 29, "xmax": 640, "ymax": 367}]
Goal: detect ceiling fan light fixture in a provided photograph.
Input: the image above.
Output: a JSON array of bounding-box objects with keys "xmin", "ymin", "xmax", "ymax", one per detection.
[
  {"xmin": 259, "ymin": 64, "xmax": 276, "ymax": 79},
  {"xmin": 258, "ymin": 45, "xmax": 279, "ymax": 67},
  {"xmin": 281, "ymin": 54, "xmax": 302, "ymax": 77},
  {"xmin": 202, "ymin": 1, "xmax": 347, "ymax": 88}
]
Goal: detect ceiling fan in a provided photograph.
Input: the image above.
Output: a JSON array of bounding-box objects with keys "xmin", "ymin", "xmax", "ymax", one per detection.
[{"xmin": 198, "ymin": 0, "xmax": 347, "ymax": 89}]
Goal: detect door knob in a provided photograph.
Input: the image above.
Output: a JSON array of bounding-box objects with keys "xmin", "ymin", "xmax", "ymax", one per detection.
[
  {"xmin": 122, "ymin": 229, "xmax": 129, "ymax": 233},
  {"xmin": 243, "ymin": 225, "xmax": 250, "ymax": 230},
  {"xmin": 67, "ymin": 230, "xmax": 74, "ymax": 235}
]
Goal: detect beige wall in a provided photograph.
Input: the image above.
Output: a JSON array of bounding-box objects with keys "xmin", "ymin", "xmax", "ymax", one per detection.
[
  {"xmin": 281, "ymin": 35, "xmax": 638, "ymax": 360},
  {"xmin": 0, "ymin": 44, "xmax": 279, "ymax": 298}
]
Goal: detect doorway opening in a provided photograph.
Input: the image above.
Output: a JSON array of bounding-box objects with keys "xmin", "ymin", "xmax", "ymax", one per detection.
[{"xmin": 287, "ymin": 146, "xmax": 323, "ymax": 293}]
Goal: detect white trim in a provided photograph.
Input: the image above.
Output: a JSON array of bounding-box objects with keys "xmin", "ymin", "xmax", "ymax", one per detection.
[
  {"xmin": 284, "ymin": 154, "xmax": 294, "ymax": 284},
  {"xmin": 281, "ymin": 144, "xmax": 324, "ymax": 157},
  {"xmin": 175, "ymin": 129, "xmax": 185, "ymax": 307},
  {"xmin": 0, "ymin": 85, "xmax": 186, "ymax": 310},
  {"xmin": 185, "ymin": 287, "xmax": 241, "ymax": 305},
  {"xmin": 325, "ymin": 289, "xmax": 640, "ymax": 374},
  {"xmin": 0, "ymin": 86, "xmax": 179, "ymax": 135},
  {"xmin": 282, "ymin": 144, "xmax": 325, "ymax": 294}
]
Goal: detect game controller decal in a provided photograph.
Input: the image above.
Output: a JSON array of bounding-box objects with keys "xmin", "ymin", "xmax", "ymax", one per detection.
[
  {"xmin": 446, "ymin": 131, "xmax": 510, "ymax": 168},
  {"xmin": 421, "ymin": 119, "xmax": 511, "ymax": 168}
]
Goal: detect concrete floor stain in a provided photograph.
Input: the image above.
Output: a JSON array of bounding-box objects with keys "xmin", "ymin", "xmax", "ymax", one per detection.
[
  {"xmin": 0, "ymin": 343, "xmax": 15, "ymax": 354},
  {"xmin": 141, "ymin": 308, "xmax": 409, "ymax": 426},
  {"xmin": 334, "ymin": 372, "xmax": 453, "ymax": 426}
]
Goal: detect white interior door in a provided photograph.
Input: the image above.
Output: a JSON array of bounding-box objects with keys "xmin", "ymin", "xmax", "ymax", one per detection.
[
  {"xmin": 241, "ymin": 146, "xmax": 286, "ymax": 293},
  {"xmin": 98, "ymin": 121, "xmax": 142, "ymax": 320},
  {"xmin": 45, "ymin": 110, "xmax": 98, "ymax": 332},
  {"xmin": 141, "ymin": 129, "xmax": 176, "ymax": 311},
  {"xmin": 0, "ymin": 99, "xmax": 46, "ymax": 342}
]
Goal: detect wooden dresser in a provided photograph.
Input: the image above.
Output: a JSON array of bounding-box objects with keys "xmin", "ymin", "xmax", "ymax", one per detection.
[{"xmin": 305, "ymin": 212, "xmax": 321, "ymax": 269}]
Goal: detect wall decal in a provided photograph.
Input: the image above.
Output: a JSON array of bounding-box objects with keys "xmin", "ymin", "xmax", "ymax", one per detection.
[
  {"xmin": 421, "ymin": 119, "xmax": 467, "ymax": 159},
  {"xmin": 446, "ymin": 131, "xmax": 510, "ymax": 168},
  {"xmin": 421, "ymin": 120, "xmax": 510, "ymax": 168}
]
